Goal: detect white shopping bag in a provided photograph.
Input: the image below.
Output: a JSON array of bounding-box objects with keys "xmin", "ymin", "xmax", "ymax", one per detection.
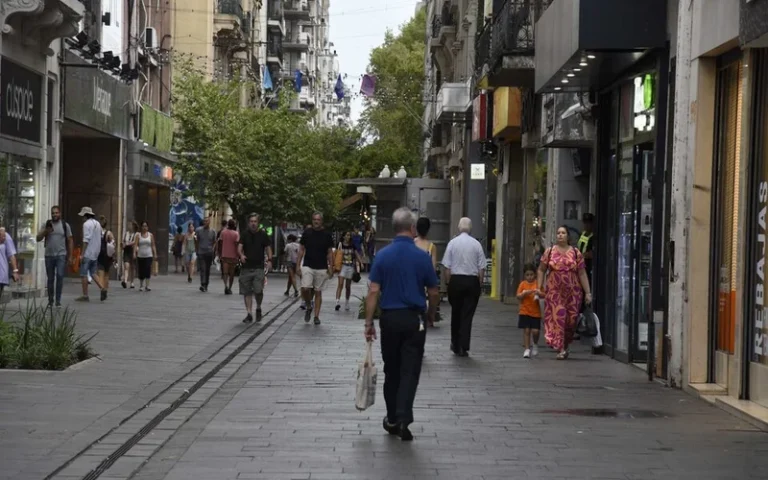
[{"xmin": 355, "ymin": 341, "xmax": 378, "ymax": 411}]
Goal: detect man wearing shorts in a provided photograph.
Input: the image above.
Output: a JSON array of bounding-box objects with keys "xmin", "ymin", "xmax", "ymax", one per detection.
[
  {"xmin": 220, "ymin": 219, "xmax": 239, "ymax": 295},
  {"xmin": 238, "ymin": 214, "xmax": 272, "ymax": 323},
  {"xmin": 76, "ymin": 207, "xmax": 104, "ymax": 302},
  {"xmin": 296, "ymin": 212, "xmax": 334, "ymax": 325}
]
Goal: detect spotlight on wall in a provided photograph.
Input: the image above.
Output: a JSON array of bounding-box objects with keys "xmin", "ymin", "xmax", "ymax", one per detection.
[
  {"xmin": 75, "ymin": 31, "xmax": 88, "ymax": 48},
  {"xmin": 87, "ymin": 40, "xmax": 101, "ymax": 55}
]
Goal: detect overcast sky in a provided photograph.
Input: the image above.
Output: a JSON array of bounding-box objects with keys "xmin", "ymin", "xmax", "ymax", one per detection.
[{"xmin": 328, "ymin": 1, "xmax": 422, "ymax": 125}]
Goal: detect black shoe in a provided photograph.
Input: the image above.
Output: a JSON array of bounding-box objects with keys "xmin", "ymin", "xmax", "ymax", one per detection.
[
  {"xmin": 121, "ymin": 281, "xmax": 127, "ymax": 289},
  {"xmin": 293, "ymin": 291, "xmax": 299, "ymax": 298},
  {"xmin": 243, "ymin": 313, "xmax": 253, "ymax": 323},
  {"xmin": 304, "ymin": 308, "xmax": 311, "ymax": 323},
  {"xmin": 100, "ymin": 290, "xmax": 108, "ymax": 302},
  {"xmin": 284, "ymin": 291, "xmax": 290, "ymax": 297},
  {"xmin": 314, "ymin": 317, "xmax": 321, "ymax": 325},
  {"xmin": 255, "ymin": 309, "xmax": 262, "ymax": 322},
  {"xmin": 200, "ymin": 286, "xmax": 205, "ymax": 292},
  {"xmin": 592, "ymin": 346, "xmax": 605, "ymax": 355},
  {"xmin": 188, "ymin": 276, "xmax": 192, "ymax": 283},
  {"xmin": 383, "ymin": 417, "xmax": 398, "ymax": 435},
  {"xmin": 146, "ymin": 287, "xmax": 151, "ymax": 292},
  {"xmin": 335, "ymin": 303, "xmax": 341, "ymax": 311},
  {"xmin": 55, "ymin": 302, "xmax": 62, "ymax": 308},
  {"xmin": 457, "ymin": 348, "xmax": 468, "ymax": 357},
  {"xmin": 450, "ymin": 343, "xmax": 457, "ymax": 354},
  {"xmin": 399, "ymin": 424, "xmax": 413, "ymax": 441}
]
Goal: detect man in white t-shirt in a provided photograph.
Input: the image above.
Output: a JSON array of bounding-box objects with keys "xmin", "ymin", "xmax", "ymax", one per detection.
[{"xmin": 76, "ymin": 206, "xmax": 104, "ymax": 302}]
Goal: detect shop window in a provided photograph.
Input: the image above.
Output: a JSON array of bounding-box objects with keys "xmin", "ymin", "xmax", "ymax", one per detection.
[
  {"xmin": 0, "ymin": 154, "xmax": 39, "ymax": 288},
  {"xmin": 712, "ymin": 60, "xmax": 743, "ymax": 355}
]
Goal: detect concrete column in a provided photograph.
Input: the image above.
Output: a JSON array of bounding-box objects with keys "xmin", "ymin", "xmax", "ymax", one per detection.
[{"xmin": 668, "ymin": 0, "xmax": 694, "ymax": 388}]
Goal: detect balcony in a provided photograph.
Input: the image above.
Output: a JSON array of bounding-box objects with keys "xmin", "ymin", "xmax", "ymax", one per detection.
[
  {"xmin": 429, "ymin": 1, "xmax": 458, "ymax": 74},
  {"xmin": 535, "ymin": 0, "xmax": 666, "ymax": 93},
  {"xmin": 285, "ymin": 0, "xmax": 311, "ymax": 20},
  {"xmin": 267, "ymin": 1, "xmax": 285, "ymax": 36},
  {"xmin": 474, "ymin": 22, "xmax": 491, "ymax": 82},
  {"xmin": 284, "ymin": 32, "xmax": 310, "ymax": 51},
  {"xmin": 280, "ymin": 65, "xmax": 310, "ymax": 86},
  {"xmin": 215, "ymin": 0, "xmax": 247, "ymax": 38},
  {"xmin": 435, "ymin": 81, "xmax": 471, "ymax": 124},
  {"xmin": 266, "ymin": 42, "xmax": 283, "ymax": 68},
  {"xmin": 0, "ymin": 0, "xmax": 84, "ymax": 55},
  {"xmin": 477, "ymin": 0, "xmax": 549, "ymax": 88}
]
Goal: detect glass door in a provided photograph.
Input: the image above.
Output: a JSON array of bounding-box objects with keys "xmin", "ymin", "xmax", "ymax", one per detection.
[
  {"xmin": 615, "ymin": 144, "xmax": 635, "ymax": 359},
  {"xmin": 632, "ymin": 144, "xmax": 654, "ymax": 363}
]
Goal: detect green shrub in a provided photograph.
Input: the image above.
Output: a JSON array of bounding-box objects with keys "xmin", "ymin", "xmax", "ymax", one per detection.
[
  {"xmin": 0, "ymin": 301, "xmax": 97, "ymax": 370},
  {"xmin": 356, "ymin": 292, "xmax": 381, "ymax": 320}
]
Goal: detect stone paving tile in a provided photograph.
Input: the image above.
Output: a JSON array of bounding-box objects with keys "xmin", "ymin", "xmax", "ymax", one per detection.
[
  {"xmin": 0, "ymin": 275, "xmax": 295, "ymax": 478},
  {"xmin": 136, "ymin": 280, "xmax": 768, "ymax": 480}
]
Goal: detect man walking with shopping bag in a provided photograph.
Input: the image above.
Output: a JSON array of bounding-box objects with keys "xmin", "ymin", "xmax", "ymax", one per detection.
[{"xmin": 363, "ymin": 208, "xmax": 439, "ymax": 441}]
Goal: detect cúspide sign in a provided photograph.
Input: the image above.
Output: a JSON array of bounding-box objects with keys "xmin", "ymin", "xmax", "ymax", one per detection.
[{"xmin": 0, "ymin": 56, "xmax": 43, "ymax": 143}]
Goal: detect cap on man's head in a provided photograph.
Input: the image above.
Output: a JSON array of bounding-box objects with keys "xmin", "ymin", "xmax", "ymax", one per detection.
[{"xmin": 582, "ymin": 213, "xmax": 595, "ymax": 222}]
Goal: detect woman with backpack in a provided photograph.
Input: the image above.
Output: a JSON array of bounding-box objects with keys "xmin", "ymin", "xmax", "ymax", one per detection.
[{"xmin": 97, "ymin": 215, "xmax": 116, "ymax": 302}]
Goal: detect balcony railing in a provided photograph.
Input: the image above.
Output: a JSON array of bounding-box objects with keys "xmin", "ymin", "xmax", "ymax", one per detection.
[
  {"xmin": 267, "ymin": 43, "xmax": 283, "ymax": 62},
  {"xmin": 217, "ymin": 0, "xmax": 244, "ymax": 19},
  {"xmin": 475, "ymin": 21, "xmax": 491, "ymax": 78},
  {"xmin": 490, "ymin": 0, "xmax": 536, "ymax": 60},
  {"xmin": 268, "ymin": 1, "xmax": 283, "ymax": 20},
  {"xmin": 431, "ymin": 1, "xmax": 456, "ymax": 38}
]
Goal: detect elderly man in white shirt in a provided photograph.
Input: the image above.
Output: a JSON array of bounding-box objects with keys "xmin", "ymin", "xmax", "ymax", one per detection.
[{"xmin": 441, "ymin": 217, "xmax": 486, "ymax": 357}]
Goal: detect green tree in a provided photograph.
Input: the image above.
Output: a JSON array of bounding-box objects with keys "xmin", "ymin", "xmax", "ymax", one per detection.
[
  {"xmin": 359, "ymin": 8, "xmax": 426, "ymax": 178},
  {"xmin": 172, "ymin": 60, "xmax": 346, "ymax": 226}
]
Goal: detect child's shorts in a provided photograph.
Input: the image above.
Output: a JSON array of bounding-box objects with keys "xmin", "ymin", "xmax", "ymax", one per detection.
[{"xmin": 518, "ymin": 315, "xmax": 541, "ymax": 329}]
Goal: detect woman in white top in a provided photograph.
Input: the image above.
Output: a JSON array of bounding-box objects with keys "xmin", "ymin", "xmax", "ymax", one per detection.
[
  {"xmin": 133, "ymin": 221, "xmax": 157, "ymax": 292},
  {"xmin": 122, "ymin": 221, "xmax": 139, "ymax": 289}
]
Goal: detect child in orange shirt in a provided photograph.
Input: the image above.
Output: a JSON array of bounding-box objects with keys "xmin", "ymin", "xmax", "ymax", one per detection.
[{"xmin": 517, "ymin": 264, "xmax": 542, "ymax": 358}]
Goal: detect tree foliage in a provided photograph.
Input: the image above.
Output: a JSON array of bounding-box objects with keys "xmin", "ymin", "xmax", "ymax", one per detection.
[
  {"xmin": 359, "ymin": 8, "xmax": 426, "ymax": 178},
  {"xmin": 172, "ymin": 60, "xmax": 359, "ymax": 225}
]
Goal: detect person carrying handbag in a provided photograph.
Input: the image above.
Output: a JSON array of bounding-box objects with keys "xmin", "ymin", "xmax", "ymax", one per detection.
[
  {"xmin": 334, "ymin": 232, "xmax": 363, "ymax": 312},
  {"xmin": 537, "ymin": 226, "xmax": 593, "ymax": 360}
]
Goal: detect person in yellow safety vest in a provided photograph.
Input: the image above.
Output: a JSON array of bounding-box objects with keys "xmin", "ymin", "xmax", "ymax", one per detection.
[{"xmin": 576, "ymin": 213, "xmax": 594, "ymax": 284}]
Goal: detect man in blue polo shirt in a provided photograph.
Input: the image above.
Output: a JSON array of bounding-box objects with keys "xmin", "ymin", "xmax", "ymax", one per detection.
[{"xmin": 364, "ymin": 207, "xmax": 439, "ymax": 442}]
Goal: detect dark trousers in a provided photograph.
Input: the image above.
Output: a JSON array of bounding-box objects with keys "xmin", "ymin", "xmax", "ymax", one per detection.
[
  {"xmin": 448, "ymin": 275, "xmax": 481, "ymax": 351},
  {"xmin": 45, "ymin": 255, "xmax": 66, "ymax": 304},
  {"xmin": 198, "ymin": 253, "xmax": 214, "ymax": 287},
  {"xmin": 379, "ymin": 309, "xmax": 426, "ymax": 426}
]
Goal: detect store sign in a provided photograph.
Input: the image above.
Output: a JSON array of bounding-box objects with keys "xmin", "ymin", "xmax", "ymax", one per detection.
[
  {"xmin": 472, "ymin": 93, "xmax": 488, "ymax": 142},
  {"xmin": 755, "ymin": 181, "xmax": 768, "ymax": 359},
  {"xmin": 0, "ymin": 57, "xmax": 43, "ymax": 143},
  {"xmin": 470, "ymin": 163, "xmax": 485, "ymax": 180},
  {"xmin": 63, "ymin": 50, "xmax": 130, "ymax": 139}
]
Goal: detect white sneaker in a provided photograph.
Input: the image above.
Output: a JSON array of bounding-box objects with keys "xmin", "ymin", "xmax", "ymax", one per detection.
[
  {"xmin": 344, "ymin": 301, "xmax": 350, "ymax": 311},
  {"xmin": 523, "ymin": 349, "xmax": 531, "ymax": 359},
  {"xmin": 531, "ymin": 345, "xmax": 539, "ymax": 357}
]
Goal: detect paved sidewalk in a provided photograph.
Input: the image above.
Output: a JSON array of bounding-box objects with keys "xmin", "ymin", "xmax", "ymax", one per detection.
[
  {"xmin": 2, "ymin": 274, "xmax": 768, "ymax": 480},
  {"xmin": 0, "ymin": 272, "xmax": 298, "ymax": 480},
  {"xmin": 130, "ymin": 283, "xmax": 767, "ymax": 480}
]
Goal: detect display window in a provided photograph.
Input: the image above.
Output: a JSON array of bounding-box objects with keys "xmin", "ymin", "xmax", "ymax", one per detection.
[{"xmin": 0, "ymin": 153, "xmax": 39, "ymax": 289}]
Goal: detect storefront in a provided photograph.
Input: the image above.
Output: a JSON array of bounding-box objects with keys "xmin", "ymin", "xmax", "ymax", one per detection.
[
  {"xmin": 0, "ymin": 55, "xmax": 49, "ymax": 296},
  {"xmin": 60, "ymin": 49, "xmax": 130, "ymax": 272},
  {"xmin": 594, "ymin": 52, "xmax": 670, "ymax": 367},
  {"xmin": 743, "ymin": 48, "xmax": 768, "ymax": 408}
]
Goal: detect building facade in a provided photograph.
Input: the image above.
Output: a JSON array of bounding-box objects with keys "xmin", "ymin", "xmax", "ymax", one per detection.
[{"xmin": 0, "ymin": 0, "xmax": 83, "ymax": 298}]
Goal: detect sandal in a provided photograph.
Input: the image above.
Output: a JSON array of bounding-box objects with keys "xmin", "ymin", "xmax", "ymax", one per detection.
[{"xmin": 556, "ymin": 350, "xmax": 569, "ymax": 360}]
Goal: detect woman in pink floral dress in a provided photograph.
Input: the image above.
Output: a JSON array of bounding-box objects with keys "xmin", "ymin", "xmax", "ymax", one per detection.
[{"xmin": 537, "ymin": 226, "xmax": 592, "ymax": 359}]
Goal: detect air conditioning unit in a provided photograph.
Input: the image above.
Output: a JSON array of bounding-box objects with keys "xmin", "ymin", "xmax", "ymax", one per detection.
[{"xmin": 145, "ymin": 27, "xmax": 157, "ymax": 49}]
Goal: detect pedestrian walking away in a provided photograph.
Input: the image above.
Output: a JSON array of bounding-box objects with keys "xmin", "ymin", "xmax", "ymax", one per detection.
[
  {"xmin": 216, "ymin": 219, "xmax": 227, "ymax": 280},
  {"xmin": 0, "ymin": 227, "xmax": 20, "ymax": 300},
  {"xmin": 442, "ymin": 217, "xmax": 486, "ymax": 357},
  {"xmin": 122, "ymin": 221, "xmax": 139, "ymax": 289},
  {"xmin": 517, "ymin": 264, "xmax": 542, "ymax": 359},
  {"xmin": 36, "ymin": 205, "xmax": 73, "ymax": 307},
  {"xmin": 76, "ymin": 207, "xmax": 104, "ymax": 302},
  {"xmin": 537, "ymin": 225, "xmax": 592, "ymax": 360},
  {"xmin": 364, "ymin": 207, "xmax": 439, "ymax": 442},
  {"xmin": 172, "ymin": 226, "xmax": 185, "ymax": 273},
  {"xmin": 414, "ymin": 217, "xmax": 440, "ymax": 326},
  {"xmin": 220, "ymin": 219, "xmax": 240, "ymax": 295},
  {"xmin": 134, "ymin": 221, "xmax": 157, "ymax": 292},
  {"xmin": 97, "ymin": 216, "xmax": 116, "ymax": 301},
  {"xmin": 283, "ymin": 234, "xmax": 300, "ymax": 297},
  {"xmin": 238, "ymin": 214, "xmax": 272, "ymax": 323},
  {"xmin": 195, "ymin": 217, "xmax": 217, "ymax": 292},
  {"xmin": 334, "ymin": 231, "xmax": 363, "ymax": 312},
  {"xmin": 296, "ymin": 212, "xmax": 334, "ymax": 325},
  {"xmin": 183, "ymin": 222, "xmax": 196, "ymax": 283}
]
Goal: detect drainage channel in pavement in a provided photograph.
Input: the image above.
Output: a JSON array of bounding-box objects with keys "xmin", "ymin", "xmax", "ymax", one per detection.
[
  {"xmin": 541, "ymin": 408, "xmax": 672, "ymax": 419},
  {"xmin": 44, "ymin": 295, "xmax": 300, "ymax": 480}
]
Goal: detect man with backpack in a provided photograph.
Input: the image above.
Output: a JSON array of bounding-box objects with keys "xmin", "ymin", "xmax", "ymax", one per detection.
[{"xmin": 36, "ymin": 206, "xmax": 73, "ymax": 307}]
